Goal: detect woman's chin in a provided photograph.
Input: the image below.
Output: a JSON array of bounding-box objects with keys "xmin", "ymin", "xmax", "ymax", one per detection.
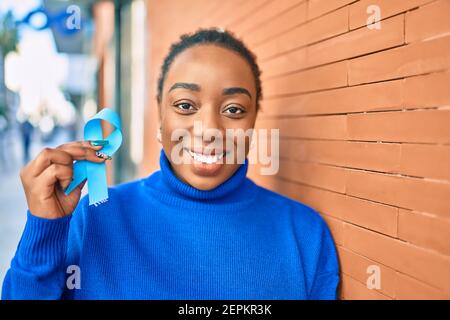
[{"xmin": 185, "ymin": 174, "xmax": 222, "ymax": 191}]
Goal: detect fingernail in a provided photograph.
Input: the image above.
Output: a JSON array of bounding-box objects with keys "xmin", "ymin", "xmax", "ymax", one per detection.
[
  {"xmin": 95, "ymin": 151, "xmax": 112, "ymax": 160},
  {"xmin": 90, "ymin": 140, "xmax": 109, "ymax": 147}
]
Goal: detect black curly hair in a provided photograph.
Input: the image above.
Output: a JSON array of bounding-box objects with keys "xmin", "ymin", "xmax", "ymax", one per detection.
[{"xmin": 156, "ymin": 27, "xmax": 263, "ymax": 112}]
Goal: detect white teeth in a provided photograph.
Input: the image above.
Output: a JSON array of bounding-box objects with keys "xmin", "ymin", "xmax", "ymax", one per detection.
[{"xmin": 186, "ymin": 149, "xmax": 225, "ymax": 164}]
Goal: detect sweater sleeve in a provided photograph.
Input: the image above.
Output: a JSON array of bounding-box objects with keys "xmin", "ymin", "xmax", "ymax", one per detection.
[
  {"xmin": 308, "ymin": 218, "xmax": 340, "ymax": 300},
  {"xmin": 309, "ymin": 270, "xmax": 340, "ymax": 300},
  {"xmin": 1, "ymin": 198, "xmax": 86, "ymax": 300}
]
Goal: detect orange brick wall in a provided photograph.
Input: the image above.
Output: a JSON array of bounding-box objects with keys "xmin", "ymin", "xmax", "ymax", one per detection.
[{"xmin": 144, "ymin": 0, "xmax": 450, "ymax": 299}]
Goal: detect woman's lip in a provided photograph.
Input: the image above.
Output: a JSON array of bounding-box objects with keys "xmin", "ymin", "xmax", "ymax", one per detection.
[
  {"xmin": 185, "ymin": 148, "xmax": 227, "ymax": 176},
  {"xmin": 191, "ymin": 160, "xmax": 224, "ymax": 176}
]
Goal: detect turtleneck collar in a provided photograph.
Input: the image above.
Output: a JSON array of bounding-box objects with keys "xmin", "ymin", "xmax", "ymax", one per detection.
[{"xmin": 143, "ymin": 148, "xmax": 259, "ymax": 211}]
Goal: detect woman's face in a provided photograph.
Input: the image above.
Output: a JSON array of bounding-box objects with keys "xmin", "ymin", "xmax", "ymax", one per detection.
[{"xmin": 158, "ymin": 44, "xmax": 258, "ymax": 190}]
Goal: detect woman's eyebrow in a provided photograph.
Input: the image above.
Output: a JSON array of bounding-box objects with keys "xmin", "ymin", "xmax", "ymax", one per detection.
[
  {"xmin": 169, "ymin": 82, "xmax": 252, "ymax": 99},
  {"xmin": 169, "ymin": 82, "xmax": 200, "ymax": 92},
  {"xmin": 223, "ymin": 87, "xmax": 252, "ymax": 99}
]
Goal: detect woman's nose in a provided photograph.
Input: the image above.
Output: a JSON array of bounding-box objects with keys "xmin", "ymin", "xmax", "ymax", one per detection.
[{"xmin": 193, "ymin": 108, "xmax": 222, "ymax": 141}]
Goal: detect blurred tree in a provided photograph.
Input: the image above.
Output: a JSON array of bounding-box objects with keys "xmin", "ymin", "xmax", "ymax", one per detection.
[{"xmin": 0, "ymin": 11, "xmax": 19, "ymax": 124}]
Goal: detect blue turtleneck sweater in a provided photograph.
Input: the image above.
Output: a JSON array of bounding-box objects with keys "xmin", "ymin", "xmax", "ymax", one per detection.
[{"xmin": 2, "ymin": 149, "xmax": 339, "ymax": 300}]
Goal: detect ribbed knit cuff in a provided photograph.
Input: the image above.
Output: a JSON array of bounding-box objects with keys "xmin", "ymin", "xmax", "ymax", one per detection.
[{"xmin": 16, "ymin": 210, "xmax": 72, "ymax": 267}]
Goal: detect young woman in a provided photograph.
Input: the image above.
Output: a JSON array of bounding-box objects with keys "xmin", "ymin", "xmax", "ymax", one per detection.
[{"xmin": 2, "ymin": 28, "xmax": 339, "ymax": 300}]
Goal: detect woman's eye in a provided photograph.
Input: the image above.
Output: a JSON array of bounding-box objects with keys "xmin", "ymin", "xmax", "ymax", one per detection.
[
  {"xmin": 174, "ymin": 102, "xmax": 195, "ymax": 112},
  {"xmin": 224, "ymin": 106, "xmax": 245, "ymax": 115}
]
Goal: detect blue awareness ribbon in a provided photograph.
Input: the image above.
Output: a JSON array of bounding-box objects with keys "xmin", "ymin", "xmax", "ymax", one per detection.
[{"xmin": 64, "ymin": 108, "xmax": 122, "ymax": 206}]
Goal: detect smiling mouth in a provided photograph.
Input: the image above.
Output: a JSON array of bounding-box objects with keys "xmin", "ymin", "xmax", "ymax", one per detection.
[{"xmin": 183, "ymin": 147, "xmax": 229, "ymax": 164}]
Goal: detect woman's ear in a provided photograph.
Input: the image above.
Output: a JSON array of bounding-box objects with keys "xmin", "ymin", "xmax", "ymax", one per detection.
[
  {"xmin": 156, "ymin": 126, "xmax": 162, "ymax": 143},
  {"xmin": 156, "ymin": 97, "xmax": 163, "ymax": 143}
]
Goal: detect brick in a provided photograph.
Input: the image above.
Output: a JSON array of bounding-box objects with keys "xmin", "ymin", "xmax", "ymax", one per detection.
[
  {"xmin": 255, "ymin": 114, "xmax": 347, "ymax": 140},
  {"xmin": 222, "ymin": 0, "xmax": 270, "ymax": 27},
  {"xmin": 246, "ymin": 1, "xmax": 308, "ymax": 46},
  {"xmin": 391, "ymin": 177, "xmax": 450, "ymax": 219},
  {"xmin": 277, "ymin": 159, "xmax": 347, "ymax": 192},
  {"xmin": 232, "ymin": 0, "xmax": 303, "ymax": 33},
  {"xmin": 406, "ymin": 0, "xmax": 450, "ymax": 43},
  {"xmin": 404, "ymin": 71, "xmax": 450, "ymax": 108},
  {"xmin": 395, "ymin": 272, "xmax": 450, "ymax": 299},
  {"xmin": 254, "ymin": 7, "xmax": 348, "ymax": 60},
  {"xmin": 347, "ymin": 109, "xmax": 450, "ymax": 143},
  {"xmin": 260, "ymin": 47, "xmax": 308, "ymax": 79},
  {"xmin": 398, "ymin": 209, "xmax": 450, "ymax": 256},
  {"xmin": 272, "ymin": 177, "xmax": 398, "ymax": 236},
  {"xmin": 308, "ymin": 0, "xmax": 356, "ymax": 20},
  {"xmin": 289, "ymin": 140, "xmax": 401, "ymax": 173},
  {"xmin": 271, "ymin": 178, "xmax": 345, "ymax": 219},
  {"xmin": 201, "ymin": 0, "xmax": 242, "ymax": 26},
  {"xmin": 321, "ymin": 213, "xmax": 344, "ymax": 246},
  {"xmin": 346, "ymin": 169, "xmax": 450, "ymax": 219},
  {"xmin": 340, "ymin": 197, "xmax": 398, "ymax": 237},
  {"xmin": 278, "ymin": 139, "xmax": 294, "ymax": 160},
  {"xmin": 263, "ymin": 61, "xmax": 348, "ymax": 96},
  {"xmin": 400, "ymin": 143, "xmax": 450, "ymax": 180},
  {"xmin": 341, "ymin": 274, "xmax": 392, "ymax": 299},
  {"xmin": 349, "ymin": 0, "xmax": 435, "ymax": 30},
  {"xmin": 342, "ymin": 142, "xmax": 401, "ymax": 173},
  {"xmin": 261, "ymin": 15, "xmax": 404, "ymax": 78},
  {"xmin": 199, "ymin": 1, "xmax": 230, "ymax": 22},
  {"xmin": 348, "ymin": 35, "xmax": 450, "ymax": 85},
  {"xmin": 260, "ymin": 80, "xmax": 403, "ymax": 116},
  {"xmin": 307, "ymin": 14, "xmax": 404, "ymax": 68},
  {"xmin": 343, "ymin": 223, "xmax": 450, "ymax": 293},
  {"xmin": 337, "ymin": 246, "xmax": 397, "ymax": 297}
]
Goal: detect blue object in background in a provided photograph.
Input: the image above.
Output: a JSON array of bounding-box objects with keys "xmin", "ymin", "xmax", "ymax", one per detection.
[{"xmin": 19, "ymin": 7, "xmax": 81, "ymax": 35}]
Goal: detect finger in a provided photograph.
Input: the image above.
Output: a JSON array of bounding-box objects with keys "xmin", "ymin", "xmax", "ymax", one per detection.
[
  {"xmin": 57, "ymin": 140, "xmax": 105, "ymax": 151},
  {"xmin": 37, "ymin": 163, "xmax": 74, "ymax": 190},
  {"xmin": 58, "ymin": 145, "xmax": 107, "ymax": 163},
  {"xmin": 30, "ymin": 148, "xmax": 74, "ymax": 177}
]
